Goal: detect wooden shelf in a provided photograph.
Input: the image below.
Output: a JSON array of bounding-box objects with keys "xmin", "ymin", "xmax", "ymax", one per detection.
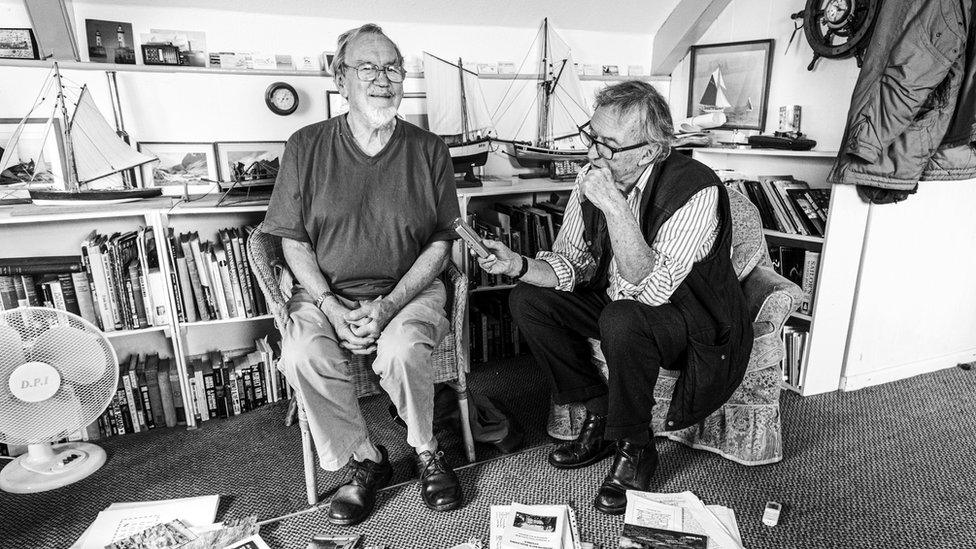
[
  {"xmin": 763, "ymin": 230, "xmax": 825, "ymax": 245},
  {"xmin": 182, "ymin": 314, "xmax": 274, "ymax": 328},
  {"xmin": 780, "ymin": 380, "xmax": 803, "ymax": 395},
  {"xmin": 104, "ymin": 325, "xmax": 169, "ymax": 339},
  {"xmin": 790, "ymin": 312, "xmax": 813, "ymax": 322},
  {"xmin": 458, "ymin": 179, "xmax": 575, "ymax": 199},
  {"xmin": 686, "ymin": 147, "xmax": 839, "ymax": 158}
]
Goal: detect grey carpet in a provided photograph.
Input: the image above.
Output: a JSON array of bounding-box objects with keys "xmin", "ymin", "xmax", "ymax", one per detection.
[{"xmin": 5, "ymin": 359, "xmax": 976, "ymax": 548}]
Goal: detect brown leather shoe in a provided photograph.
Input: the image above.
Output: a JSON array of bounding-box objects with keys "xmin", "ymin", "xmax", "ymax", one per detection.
[
  {"xmin": 417, "ymin": 450, "xmax": 463, "ymax": 512},
  {"xmin": 593, "ymin": 440, "xmax": 659, "ymax": 515},
  {"xmin": 548, "ymin": 411, "xmax": 615, "ymax": 469},
  {"xmin": 328, "ymin": 445, "xmax": 393, "ymax": 526}
]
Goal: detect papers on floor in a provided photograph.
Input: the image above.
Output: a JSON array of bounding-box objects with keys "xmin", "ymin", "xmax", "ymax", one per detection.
[
  {"xmin": 71, "ymin": 495, "xmax": 220, "ymax": 549},
  {"xmin": 490, "ymin": 503, "xmax": 582, "ymax": 549},
  {"xmin": 622, "ymin": 491, "xmax": 744, "ymax": 549}
]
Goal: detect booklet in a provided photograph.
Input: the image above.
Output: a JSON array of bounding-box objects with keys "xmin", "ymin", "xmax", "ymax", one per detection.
[
  {"xmin": 491, "ymin": 503, "xmax": 581, "ymax": 549},
  {"xmin": 618, "ymin": 523, "xmax": 708, "ymax": 549},
  {"xmin": 624, "ymin": 491, "xmax": 743, "ymax": 549}
]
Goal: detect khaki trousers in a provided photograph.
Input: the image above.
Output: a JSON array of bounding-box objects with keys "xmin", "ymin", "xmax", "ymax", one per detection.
[{"xmin": 279, "ymin": 279, "xmax": 449, "ymax": 471}]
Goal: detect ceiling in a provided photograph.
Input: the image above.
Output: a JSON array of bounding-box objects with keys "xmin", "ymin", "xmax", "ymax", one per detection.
[{"xmin": 76, "ymin": 0, "xmax": 682, "ymax": 35}]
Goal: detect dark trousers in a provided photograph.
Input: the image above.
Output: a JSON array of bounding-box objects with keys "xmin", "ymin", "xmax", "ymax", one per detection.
[{"xmin": 509, "ymin": 283, "xmax": 702, "ymax": 440}]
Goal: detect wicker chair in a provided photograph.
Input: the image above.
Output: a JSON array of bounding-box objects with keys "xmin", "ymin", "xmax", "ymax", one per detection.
[
  {"xmin": 247, "ymin": 223, "xmax": 474, "ymax": 505},
  {"xmin": 547, "ymin": 188, "xmax": 804, "ymax": 465}
]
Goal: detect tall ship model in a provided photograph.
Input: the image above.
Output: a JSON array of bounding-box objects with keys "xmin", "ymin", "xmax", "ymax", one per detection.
[
  {"xmin": 422, "ymin": 52, "xmax": 493, "ymax": 185},
  {"xmin": 492, "ymin": 18, "xmax": 591, "ymax": 167},
  {"xmin": 0, "ymin": 63, "xmax": 160, "ymax": 205}
]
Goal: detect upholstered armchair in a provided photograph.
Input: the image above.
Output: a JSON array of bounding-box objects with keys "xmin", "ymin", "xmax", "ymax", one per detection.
[
  {"xmin": 547, "ymin": 188, "xmax": 804, "ymax": 465},
  {"xmin": 247, "ymin": 222, "xmax": 475, "ymax": 504}
]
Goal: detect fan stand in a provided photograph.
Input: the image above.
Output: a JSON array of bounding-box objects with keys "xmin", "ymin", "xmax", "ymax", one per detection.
[{"xmin": 0, "ymin": 441, "xmax": 106, "ymax": 494}]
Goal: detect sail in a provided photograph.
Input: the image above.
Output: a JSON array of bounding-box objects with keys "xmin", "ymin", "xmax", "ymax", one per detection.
[
  {"xmin": 423, "ymin": 53, "xmax": 493, "ymax": 138},
  {"xmin": 711, "ymin": 68, "xmax": 732, "ymax": 108},
  {"xmin": 69, "ymin": 87, "xmax": 156, "ymax": 184},
  {"xmin": 542, "ymin": 27, "xmax": 589, "ymax": 143}
]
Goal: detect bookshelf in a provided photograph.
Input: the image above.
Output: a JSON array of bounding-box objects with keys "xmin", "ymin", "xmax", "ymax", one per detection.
[{"xmin": 687, "ymin": 147, "xmax": 860, "ymax": 396}]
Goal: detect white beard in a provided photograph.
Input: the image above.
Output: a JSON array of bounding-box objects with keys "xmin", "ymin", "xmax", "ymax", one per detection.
[{"xmin": 363, "ymin": 105, "xmax": 398, "ymax": 127}]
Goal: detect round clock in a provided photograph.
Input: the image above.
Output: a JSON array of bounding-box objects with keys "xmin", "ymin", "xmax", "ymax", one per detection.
[{"xmin": 265, "ymin": 82, "xmax": 299, "ymax": 115}]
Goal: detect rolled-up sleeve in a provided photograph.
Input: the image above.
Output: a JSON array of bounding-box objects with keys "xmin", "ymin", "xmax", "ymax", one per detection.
[
  {"xmin": 264, "ymin": 134, "xmax": 311, "ymax": 243},
  {"xmin": 536, "ymin": 185, "xmax": 595, "ymax": 291},
  {"xmin": 611, "ymin": 186, "xmax": 719, "ymax": 305}
]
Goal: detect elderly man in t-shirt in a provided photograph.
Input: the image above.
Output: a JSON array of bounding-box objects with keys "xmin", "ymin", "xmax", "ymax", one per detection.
[{"xmin": 262, "ymin": 23, "xmax": 463, "ymax": 526}]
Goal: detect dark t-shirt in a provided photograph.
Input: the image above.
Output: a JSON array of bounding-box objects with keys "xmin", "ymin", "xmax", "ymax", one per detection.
[{"xmin": 263, "ymin": 115, "xmax": 460, "ymax": 300}]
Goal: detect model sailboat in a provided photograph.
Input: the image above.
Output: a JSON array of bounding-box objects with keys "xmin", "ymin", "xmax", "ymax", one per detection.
[
  {"xmin": 423, "ymin": 52, "xmax": 493, "ymax": 184},
  {"xmin": 492, "ymin": 18, "xmax": 591, "ymax": 167},
  {"xmin": 0, "ymin": 63, "xmax": 160, "ymax": 205}
]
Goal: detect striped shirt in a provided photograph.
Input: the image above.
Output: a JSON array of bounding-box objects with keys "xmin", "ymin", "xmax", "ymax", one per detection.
[{"xmin": 537, "ymin": 164, "xmax": 720, "ymax": 306}]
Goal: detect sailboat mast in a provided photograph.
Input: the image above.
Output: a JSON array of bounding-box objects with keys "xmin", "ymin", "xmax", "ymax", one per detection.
[
  {"xmin": 458, "ymin": 57, "xmax": 469, "ymax": 140},
  {"xmin": 53, "ymin": 62, "xmax": 80, "ymax": 191},
  {"xmin": 539, "ymin": 18, "xmax": 551, "ymax": 147}
]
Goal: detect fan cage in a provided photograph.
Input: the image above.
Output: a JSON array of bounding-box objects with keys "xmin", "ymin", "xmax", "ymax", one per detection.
[{"xmin": 0, "ymin": 307, "xmax": 118, "ymax": 446}]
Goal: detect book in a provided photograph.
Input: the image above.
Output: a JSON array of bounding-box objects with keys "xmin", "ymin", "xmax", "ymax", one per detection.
[
  {"xmin": 800, "ymin": 251, "xmax": 821, "ymax": 314},
  {"xmin": 0, "ymin": 255, "xmax": 84, "ymax": 275},
  {"xmin": 120, "ymin": 356, "xmax": 142, "ymax": 433},
  {"xmin": 232, "ymin": 228, "xmax": 257, "ymax": 318},
  {"xmin": 180, "ymin": 232, "xmax": 211, "ymax": 321},
  {"xmin": 135, "ymin": 354, "xmax": 155, "ymax": 429},
  {"xmin": 167, "ymin": 357, "xmax": 187, "ymax": 424},
  {"xmin": 220, "ymin": 229, "xmax": 247, "ymax": 317},
  {"xmin": 71, "ymin": 272, "xmax": 98, "ymax": 323},
  {"xmin": 172, "ymin": 231, "xmax": 198, "ymax": 323},
  {"xmin": 618, "ymin": 524, "xmax": 707, "ymax": 549},
  {"xmin": 145, "ymin": 353, "xmax": 167, "ymax": 428},
  {"xmin": 157, "ymin": 357, "xmax": 178, "ymax": 428}
]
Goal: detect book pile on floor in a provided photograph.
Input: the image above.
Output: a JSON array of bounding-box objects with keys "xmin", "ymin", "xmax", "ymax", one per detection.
[
  {"xmin": 69, "ymin": 495, "xmax": 270, "ymax": 549},
  {"xmin": 620, "ymin": 490, "xmax": 744, "ymax": 549}
]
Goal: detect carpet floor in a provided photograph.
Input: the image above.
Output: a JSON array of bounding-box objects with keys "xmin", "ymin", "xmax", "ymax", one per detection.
[{"xmin": 4, "ymin": 358, "xmax": 976, "ymax": 548}]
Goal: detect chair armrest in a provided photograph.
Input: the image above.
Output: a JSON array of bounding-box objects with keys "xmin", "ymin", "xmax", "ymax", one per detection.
[
  {"xmin": 742, "ymin": 265, "xmax": 804, "ymax": 331},
  {"xmin": 442, "ymin": 260, "xmax": 469, "ymax": 375},
  {"xmin": 247, "ymin": 224, "xmax": 290, "ymax": 331}
]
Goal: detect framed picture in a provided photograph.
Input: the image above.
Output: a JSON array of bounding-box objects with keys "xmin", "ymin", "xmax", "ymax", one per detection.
[
  {"xmin": 0, "ymin": 28, "xmax": 39, "ymax": 60},
  {"xmin": 0, "ymin": 118, "xmax": 68, "ymax": 188},
  {"xmin": 214, "ymin": 141, "xmax": 285, "ymax": 189},
  {"xmin": 687, "ymin": 39, "xmax": 773, "ymax": 131},
  {"xmin": 326, "ymin": 90, "xmax": 348, "ymax": 119},
  {"xmin": 85, "ymin": 19, "xmax": 136, "ymax": 64},
  {"xmin": 136, "ymin": 142, "xmax": 219, "ymax": 195}
]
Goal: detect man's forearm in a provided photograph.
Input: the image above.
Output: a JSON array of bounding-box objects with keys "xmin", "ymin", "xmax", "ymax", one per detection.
[
  {"xmin": 282, "ymin": 237, "xmax": 333, "ymax": 300},
  {"xmin": 384, "ymin": 240, "xmax": 452, "ymax": 311},
  {"xmin": 604, "ymin": 201, "xmax": 655, "ymax": 285},
  {"xmin": 513, "ymin": 256, "xmax": 559, "ymax": 288}
]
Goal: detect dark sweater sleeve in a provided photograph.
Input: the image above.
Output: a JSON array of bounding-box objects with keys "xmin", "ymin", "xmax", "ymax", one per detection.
[
  {"xmin": 427, "ymin": 139, "xmax": 461, "ymax": 243},
  {"xmin": 263, "ymin": 134, "xmax": 311, "ymax": 243}
]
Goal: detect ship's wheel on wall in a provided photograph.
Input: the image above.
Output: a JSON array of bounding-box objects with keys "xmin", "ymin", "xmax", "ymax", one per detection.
[{"xmin": 790, "ymin": 0, "xmax": 880, "ymax": 70}]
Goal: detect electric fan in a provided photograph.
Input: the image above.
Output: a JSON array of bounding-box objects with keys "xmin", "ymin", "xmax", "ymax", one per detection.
[{"xmin": 0, "ymin": 307, "xmax": 119, "ymax": 493}]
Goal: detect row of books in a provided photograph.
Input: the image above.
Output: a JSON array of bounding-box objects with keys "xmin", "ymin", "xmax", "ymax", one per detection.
[
  {"xmin": 471, "ymin": 293, "xmax": 524, "ymax": 363},
  {"xmin": 0, "ymin": 228, "xmax": 170, "ymax": 333},
  {"xmin": 726, "ymin": 177, "xmax": 831, "ymax": 237},
  {"xmin": 80, "ymin": 337, "xmax": 284, "ymax": 439},
  {"xmin": 465, "ymin": 200, "xmax": 565, "ymax": 288},
  {"xmin": 769, "ymin": 246, "xmax": 821, "ymax": 315},
  {"xmin": 782, "ymin": 326, "xmax": 809, "ymax": 389},
  {"xmin": 166, "ymin": 227, "xmax": 268, "ymax": 323}
]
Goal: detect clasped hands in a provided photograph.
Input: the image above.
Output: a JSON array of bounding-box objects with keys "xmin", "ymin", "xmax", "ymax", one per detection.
[{"xmin": 322, "ymin": 297, "xmax": 397, "ymax": 355}]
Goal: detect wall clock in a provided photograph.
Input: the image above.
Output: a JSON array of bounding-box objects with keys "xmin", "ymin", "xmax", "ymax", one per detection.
[{"xmin": 265, "ymin": 82, "xmax": 298, "ymax": 115}]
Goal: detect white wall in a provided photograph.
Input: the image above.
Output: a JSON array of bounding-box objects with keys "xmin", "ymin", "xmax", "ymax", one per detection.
[
  {"xmin": 668, "ymin": 0, "xmax": 860, "ymax": 160},
  {"xmin": 0, "ymin": 0, "xmax": 672, "ymax": 179}
]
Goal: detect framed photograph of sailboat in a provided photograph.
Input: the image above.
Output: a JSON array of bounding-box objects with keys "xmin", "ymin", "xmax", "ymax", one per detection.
[
  {"xmin": 687, "ymin": 39, "xmax": 773, "ymax": 131},
  {"xmin": 0, "ymin": 118, "xmax": 68, "ymax": 188},
  {"xmin": 215, "ymin": 141, "xmax": 285, "ymax": 189}
]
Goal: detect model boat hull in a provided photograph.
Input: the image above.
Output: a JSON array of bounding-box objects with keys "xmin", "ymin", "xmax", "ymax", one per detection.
[
  {"xmin": 500, "ymin": 140, "xmax": 589, "ymax": 166},
  {"xmin": 449, "ymin": 137, "xmax": 490, "ymax": 168},
  {"xmin": 28, "ymin": 187, "xmax": 163, "ymax": 206}
]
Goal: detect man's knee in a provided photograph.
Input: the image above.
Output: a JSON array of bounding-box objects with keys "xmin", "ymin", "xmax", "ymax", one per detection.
[
  {"xmin": 374, "ymin": 319, "xmax": 436, "ymax": 377},
  {"xmin": 509, "ymin": 283, "xmax": 556, "ymax": 324},
  {"xmin": 598, "ymin": 300, "xmax": 646, "ymax": 345},
  {"xmin": 281, "ymin": 325, "xmax": 347, "ymax": 381}
]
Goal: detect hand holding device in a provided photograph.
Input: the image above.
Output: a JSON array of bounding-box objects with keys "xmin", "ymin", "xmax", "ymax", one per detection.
[{"xmin": 453, "ymin": 217, "xmax": 492, "ymax": 259}]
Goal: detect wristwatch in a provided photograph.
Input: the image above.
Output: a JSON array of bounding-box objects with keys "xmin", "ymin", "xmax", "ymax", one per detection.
[
  {"xmin": 513, "ymin": 255, "xmax": 529, "ymax": 281},
  {"xmin": 314, "ymin": 290, "xmax": 335, "ymax": 309}
]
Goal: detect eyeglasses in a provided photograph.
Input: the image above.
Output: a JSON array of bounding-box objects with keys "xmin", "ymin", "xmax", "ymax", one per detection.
[
  {"xmin": 342, "ymin": 62, "xmax": 406, "ymax": 83},
  {"xmin": 577, "ymin": 121, "xmax": 648, "ymax": 159}
]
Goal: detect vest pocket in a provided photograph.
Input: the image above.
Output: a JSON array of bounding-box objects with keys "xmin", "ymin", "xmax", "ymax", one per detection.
[{"xmin": 669, "ymin": 334, "xmax": 732, "ymax": 429}]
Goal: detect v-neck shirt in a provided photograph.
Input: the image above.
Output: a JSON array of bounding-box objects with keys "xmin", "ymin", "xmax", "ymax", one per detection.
[{"xmin": 264, "ymin": 115, "xmax": 460, "ymax": 300}]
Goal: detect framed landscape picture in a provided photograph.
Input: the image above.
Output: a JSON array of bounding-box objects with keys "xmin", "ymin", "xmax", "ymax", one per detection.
[
  {"xmin": 0, "ymin": 117, "xmax": 68, "ymax": 188},
  {"xmin": 687, "ymin": 39, "xmax": 773, "ymax": 131},
  {"xmin": 215, "ymin": 141, "xmax": 285, "ymax": 189},
  {"xmin": 0, "ymin": 28, "xmax": 39, "ymax": 59},
  {"xmin": 136, "ymin": 142, "xmax": 219, "ymax": 195}
]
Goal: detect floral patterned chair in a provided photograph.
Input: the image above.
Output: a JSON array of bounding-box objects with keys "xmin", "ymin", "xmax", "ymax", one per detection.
[{"xmin": 547, "ymin": 187, "xmax": 803, "ymax": 465}]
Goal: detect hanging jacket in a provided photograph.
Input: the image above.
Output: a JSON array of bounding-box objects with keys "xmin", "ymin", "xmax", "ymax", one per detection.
[{"xmin": 828, "ymin": 0, "xmax": 975, "ymax": 203}]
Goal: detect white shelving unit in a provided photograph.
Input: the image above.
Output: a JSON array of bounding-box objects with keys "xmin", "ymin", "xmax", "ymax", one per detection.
[{"xmin": 688, "ymin": 147, "xmax": 860, "ymax": 396}]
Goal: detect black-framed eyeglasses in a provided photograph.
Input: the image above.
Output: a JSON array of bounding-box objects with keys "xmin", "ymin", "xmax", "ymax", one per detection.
[
  {"xmin": 342, "ymin": 62, "xmax": 406, "ymax": 83},
  {"xmin": 578, "ymin": 121, "xmax": 648, "ymax": 159}
]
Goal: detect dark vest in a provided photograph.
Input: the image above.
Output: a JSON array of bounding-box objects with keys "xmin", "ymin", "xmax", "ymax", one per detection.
[{"xmin": 581, "ymin": 151, "xmax": 753, "ymax": 430}]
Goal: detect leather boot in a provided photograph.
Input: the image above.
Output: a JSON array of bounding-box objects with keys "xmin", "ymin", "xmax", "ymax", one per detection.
[
  {"xmin": 548, "ymin": 411, "xmax": 615, "ymax": 469},
  {"xmin": 328, "ymin": 445, "xmax": 393, "ymax": 526},
  {"xmin": 417, "ymin": 450, "xmax": 464, "ymax": 511},
  {"xmin": 593, "ymin": 440, "xmax": 659, "ymax": 515}
]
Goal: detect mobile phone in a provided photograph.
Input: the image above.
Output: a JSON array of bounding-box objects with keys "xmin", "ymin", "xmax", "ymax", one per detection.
[
  {"xmin": 452, "ymin": 217, "xmax": 493, "ymax": 259},
  {"xmin": 762, "ymin": 501, "xmax": 782, "ymax": 526}
]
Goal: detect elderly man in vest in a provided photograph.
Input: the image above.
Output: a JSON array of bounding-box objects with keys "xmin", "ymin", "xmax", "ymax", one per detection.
[
  {"xmin": 264, "ymin": 24, "xmax": 463, "ymax": 525},
  {"xmin": 477, "ymin": 81, "xmax": 752, "ymax": 515}
]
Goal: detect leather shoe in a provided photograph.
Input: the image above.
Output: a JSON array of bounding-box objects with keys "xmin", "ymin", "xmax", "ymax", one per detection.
[
  {"xmin": 548, "ymin": 411, "xmax": 615, "ymax": 469},
  {"xmin": 594, "ymin": 440, "xmax": 659, "ymax": 515},
  {"xmin": 417, "ymin": 450, "xmax": 463, "ymax": 511},
  {"xmin": 328, "ymin": 445, "xmax": 393, "ymax": 526}
]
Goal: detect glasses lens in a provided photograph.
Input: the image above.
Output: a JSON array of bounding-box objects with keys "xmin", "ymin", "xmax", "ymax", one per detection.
[
  {"xmin": 579, "ymin": 129, "xmax": 593, "ymax": 147},
  {"xmin": 597, "ymin": 143, "xmax": 614, "ymax": 159},
  {"xmin": 385, "ymin": 66, "xmax": 406, "ymax": 82},
  {"xmin": 357, "ymin": 65, "xmax": 378, "ymax": 81}
]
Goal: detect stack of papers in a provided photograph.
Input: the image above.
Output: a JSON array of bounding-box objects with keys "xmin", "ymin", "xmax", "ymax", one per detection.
[
  {"xmin": 489, "ymin": 503, "xmax": 582, "ymax": 549},
  {"xmin": 70, "ymin": 495, "xmax": 220, "ymax": 549},
  {"xmin": 623, "ymin": 491, "xmax": 744, "ymax": 549}
]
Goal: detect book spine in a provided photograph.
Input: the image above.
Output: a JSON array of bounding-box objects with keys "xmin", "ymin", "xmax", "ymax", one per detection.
[
  {"xmin": 220, "ymin": 230, "xmax": 247, "ymax": 317},
  {"xmin": 0, "ymin": 276, "xmax": 17, "ymax": 310},
  {"xmin": 193, "ymin": 368, "xmax": 210, "ymax": 422},
  {"xmin": 100, "ymin": 243, "xmax": 124, "ymax": 330},
  {"xmin": 168, "ymin": 362, "xmax": 187, "ymax": 424},
  {"xmin": 120, "ymin": 370, "xmax": 143, "ymax": 433},
  {"xmin": 230, "ymin": 230, "xmax": 255, "ymax": 317},
  {"xmin": 181, "ymin": 234, "xmax": 211, "ymax": 321},
  {"xmin": 127, "ymin": 262, "xmax": 148, "ymax": 328},
  {"xmin": 228, "ymin": 368, "xmax": 242, "ymax": 415},
  {"xmin": 157, "ymin": 359, "xmax": 178, "ymax": 428},
  {"xmin": 47, "ymin": 278, "xmax": 67, "ymax": 311},
  {"xmin": 116, "ymin": 385, "xmax": 133, "ymax": 434},
  {"xmin": 139, "ymin": 385, "xmax": 155, "ymax": 429},
  {"xmin": 0, "ymin": 262, "xmax": 84, "ymax": 275},
  {"xmin": 800, "ymin": 251, "xmax": 821, "ymax": 315},
  {"xmin": 171, "ymin": 231, "xmax": 197, "ymax": 323},
  {"xmin": 214, "ymin": 248, "xmax": 237, "ymax": 318}
]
